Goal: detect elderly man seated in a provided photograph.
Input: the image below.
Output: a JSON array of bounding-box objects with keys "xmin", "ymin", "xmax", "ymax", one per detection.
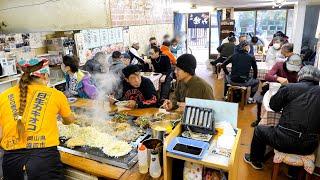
[{"xmin": 244, "ymin": 65, "xmax": 320, "ymax": 171}]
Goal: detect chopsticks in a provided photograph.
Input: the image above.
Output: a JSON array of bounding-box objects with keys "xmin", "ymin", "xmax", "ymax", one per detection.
[{"xmin": 106, "ymin": 95, "xmax": 119, "ymax": 103}]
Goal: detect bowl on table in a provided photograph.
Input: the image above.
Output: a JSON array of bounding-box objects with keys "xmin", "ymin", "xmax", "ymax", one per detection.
[{"xmin": 68, "ymin": 97, "xmax": 78, "ymax": 103}]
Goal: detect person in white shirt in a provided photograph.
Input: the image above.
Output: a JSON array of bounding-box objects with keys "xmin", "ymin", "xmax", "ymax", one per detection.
[
  {"xmin": 128, "ymin": 42, "xmax": 149, "ymax": 71},
  {"xmin": 265, "ymin": 36, "xmax": 286, "ymax": 68}
]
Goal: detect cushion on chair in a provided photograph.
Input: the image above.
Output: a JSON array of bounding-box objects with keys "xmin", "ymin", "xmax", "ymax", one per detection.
[{"xmin": 273, "ymin": 149, "xmax": 315, "ymax": 174}]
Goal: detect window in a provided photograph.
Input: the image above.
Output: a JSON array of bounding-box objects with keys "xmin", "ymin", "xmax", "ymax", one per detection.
[
  {"xmin": 234, "ymin": 9, "xmax": 293, "ymax": 47},
  {"xmin": 256, "ymin": 10, "xmax": 287, "ymax": 44},
  {"xmin": 234, "ymin": 11, "xmax": 256, "ymax": 36}
]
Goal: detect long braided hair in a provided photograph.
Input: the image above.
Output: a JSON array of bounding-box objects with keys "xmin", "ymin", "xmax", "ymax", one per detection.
[{"xmin": 17, "ymin": 61, "xmax": 44, "ymax": 139}]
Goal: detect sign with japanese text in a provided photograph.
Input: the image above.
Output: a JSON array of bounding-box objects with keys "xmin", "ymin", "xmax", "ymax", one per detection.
[{"xmin": 188, "ymin": 13, "xmax": 210, "ymax": 28}]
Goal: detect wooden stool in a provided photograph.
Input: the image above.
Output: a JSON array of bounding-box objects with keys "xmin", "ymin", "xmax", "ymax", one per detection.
[
  {"xmin": 226, "ymin": 85, "xmax": 248, "ymax": 110},
  {"xmin": 272, "ymin": 150, "xmax": 315, "ymax": 180}
]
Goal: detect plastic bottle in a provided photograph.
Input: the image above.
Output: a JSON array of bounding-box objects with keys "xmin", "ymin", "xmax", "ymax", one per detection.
[
  {"xmin": 149, "ymin": 149, "xmax": 161, "ymax": 178},
  {"xmin": 138, "ymin": 144, "xmax": 148, "ymax": 174}
]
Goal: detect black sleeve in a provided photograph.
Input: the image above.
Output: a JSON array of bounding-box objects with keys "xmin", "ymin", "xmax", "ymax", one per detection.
[
  {"xmin": 129, "ymin": 51, "xmax": 145, "ymax": 64},
  {"xmin": 163, "ymin": 56, "xmax": 172, "ymax": 74},
  {"xmin": 217, "ymin": 44, "xmax": 223, "ymax": 53},
  {"xmin": 251, "ymin": 57, "xmax": 258, "ymax": 79},
  {"xmin": 269, "ymin": 86, "xmax": 289, "ymax": 112},
  {"xmin": 119, "ymin": 80, "xmax": 128, "ymax": 101},
  {"xmin": 137, "ymin": 78, "xmax": 157, "ymax": 108},
  {"xmin": 221, "ymin": 55, "xmax": 232, "ymax": 75}
]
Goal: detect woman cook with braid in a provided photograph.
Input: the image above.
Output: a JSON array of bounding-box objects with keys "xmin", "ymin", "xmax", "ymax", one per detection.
[{"xmin": 0, "ymin": 58, "xmax": 75, "ymax": 179}]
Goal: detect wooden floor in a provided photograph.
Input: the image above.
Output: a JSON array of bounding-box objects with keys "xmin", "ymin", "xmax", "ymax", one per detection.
[{"xmin": 196, "ymin": 65, "xmax": 289, "ymax": 180}]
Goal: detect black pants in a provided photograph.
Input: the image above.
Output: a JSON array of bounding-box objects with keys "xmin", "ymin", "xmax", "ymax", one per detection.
[
  {"xmin": 250, "ymin": 125, "xmax": 319, "ymax": 163},
  {"xmin": 159, "ymin": 72, "xmax": 173, "ymax": 101},
  {"xmin": 226, "ymin": 75, "xmax": 260, "ymax": 97},
  {"xmin": 210, "ymin": 56, "xmax": 227, "ymax": 66},
  {"xmin": 3, "ymin": 147, "xmax": 64, "ymax": 180}
]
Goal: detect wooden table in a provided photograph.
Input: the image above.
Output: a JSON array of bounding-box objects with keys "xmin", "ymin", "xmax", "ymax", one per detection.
[{"xmin": 61, "ymin": 99, "xmax": 168, "ymax": 179}]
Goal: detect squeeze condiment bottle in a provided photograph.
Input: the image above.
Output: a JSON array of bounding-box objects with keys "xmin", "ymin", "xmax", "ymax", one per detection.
[
  {"xmin": 149, "ymin": 149, "xmax": 161, "ymax": 178},
  {"xmin": 138, "ymin": 144, "xmax": 148, "ymax": 174}
]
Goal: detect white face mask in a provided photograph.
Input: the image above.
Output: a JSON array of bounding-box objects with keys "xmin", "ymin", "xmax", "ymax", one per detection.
[{"xmin": 273, "ymin": 43, "xmax": 281, "ymax": 50}]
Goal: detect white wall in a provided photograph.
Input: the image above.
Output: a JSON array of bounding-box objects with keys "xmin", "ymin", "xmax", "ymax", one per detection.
[
  {"xmin": 292, "ymin": 0, "xmax": 307, "ymax": 54},
  {"xmin": 0, "ymin": 0, "xmax": 111, "ymax": 32}
]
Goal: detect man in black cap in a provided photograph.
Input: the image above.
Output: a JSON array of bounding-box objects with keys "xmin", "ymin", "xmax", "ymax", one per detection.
[
  {"xmin": 221, "ymin": 40, "xmax": 259, "ymax": 101},
  {"xmin": 162, "ymin": 54, "xmax": 214, "ymax": 110},
  {"xmin": 115, "ymin": 65, "xmax": 157, "ymax": 108},
  {"xmin": 244, "ymin": 65, "xmax": 320, "ymax": 172}
]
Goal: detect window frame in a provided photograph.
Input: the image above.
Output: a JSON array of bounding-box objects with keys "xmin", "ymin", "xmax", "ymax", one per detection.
[{"xmin": 234, "ymin": 6, "xmax": 294, "ymax": 38}]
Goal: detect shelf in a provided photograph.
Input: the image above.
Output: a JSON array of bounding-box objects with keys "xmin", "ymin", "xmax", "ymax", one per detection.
[
  {"xmin": 0, "ymin": 74, "xmax": 21, "ymax": 85},
  {"xmin": 166, "ymin": 152, "xmax": 229, "ymax": 171},
  {"xmin": 49, "ymin": 79, "xmax": 66, "ymax": 87}
]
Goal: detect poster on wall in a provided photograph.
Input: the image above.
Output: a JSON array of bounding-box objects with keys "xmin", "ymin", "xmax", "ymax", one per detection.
[{"xmin": 188, "ymin": 12, "xmax": 210, "ymax": 28}]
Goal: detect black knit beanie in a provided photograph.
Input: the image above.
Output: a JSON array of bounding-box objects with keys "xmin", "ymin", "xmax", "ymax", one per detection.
[
  {"xmin": 176, "ymin": 54, "xmax": 197, "ymax": 75},
  {"xmin": 122, "ymin": 64, "xmax": 140, "ymax": 78}
]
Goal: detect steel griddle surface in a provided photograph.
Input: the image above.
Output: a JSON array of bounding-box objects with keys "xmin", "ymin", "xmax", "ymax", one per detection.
[{"xmin": 58, "ymin": 115, "xmax": 151, "ymax": 169}]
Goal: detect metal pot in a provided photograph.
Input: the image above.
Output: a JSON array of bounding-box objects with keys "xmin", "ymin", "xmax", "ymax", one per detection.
[{"xmin": 149, "ymin": 120, "xmax": 173, "ymax": 141}]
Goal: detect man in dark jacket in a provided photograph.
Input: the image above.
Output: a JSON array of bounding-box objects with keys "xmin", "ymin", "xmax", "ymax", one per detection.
[
  {"xmin": 210, "ymin": 36, "xmax": 236, "ymax": 66},
  {"xmin": 221, "ymin": 41, "xmax": 259, "ymax": 99},
  {"xmin": 82, "ymin": 52, "xmax": 108, "ymax": 74},
  {"xmin": 244, "ymin": 65, "xmax": 320, "ymax": 170},
  {"xmin": 149, "ymin": 46, "xmax": 172, "ymax": 102},
  {"xmin": 120, "ymin": 65, "xmax": 157, "ymax": 108}
]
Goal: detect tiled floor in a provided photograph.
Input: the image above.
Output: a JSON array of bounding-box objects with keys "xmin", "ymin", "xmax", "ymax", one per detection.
[{"xmin": 196, "ymin": 64, "xmax": 289, "ymax": 180}]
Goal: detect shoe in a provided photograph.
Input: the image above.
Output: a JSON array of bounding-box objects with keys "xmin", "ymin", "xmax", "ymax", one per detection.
[
  {"xmin": 251, "ymin": 120, "xmax": 260, "ymax": 127},
  {"xmin": 247, "ymin": 97, "xmax": 256, "ymax": 104},
  {"xmin": 243, "ymin": 153, "xmax": 263, "ymax": 170}
]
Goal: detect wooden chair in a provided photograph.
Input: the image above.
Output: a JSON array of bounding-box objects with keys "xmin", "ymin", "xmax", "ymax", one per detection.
[
  {"xmin": 272, "ymin": 150, "xmax": 315, "ymax": 180},
  {"xmin": 226, "ymin": 84, "xmax": 248, "ymax": 110}
]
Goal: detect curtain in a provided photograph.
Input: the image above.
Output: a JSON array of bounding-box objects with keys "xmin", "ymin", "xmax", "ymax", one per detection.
[
  {"xmin": 217, "ymin": 10, "xmax": 222, "ymax": 45},
  {"xmin": 174, "ymin": 12, "xmax": 184, "ymax": 36}
]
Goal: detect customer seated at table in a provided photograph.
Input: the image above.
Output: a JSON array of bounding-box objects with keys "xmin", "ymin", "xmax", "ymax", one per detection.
[
  {"xmin": 221, "ymin": 41, "xmax": 259, "ymax": 101},
  {"xmin": 268, "ymin": 31, "xmax": 289, "ymax": 47},
  {"xmin": 251, "ymin": 54, "xmax": 302, "ymax": 127},
  {"xmin": 210, "ymin": 36, "xmax": 236, "ymax": 66},
  {"xmin": 62, "ymin": 55, "xmax": 98, "ymax": 99},
  {"xmin": 128, "ymin": 42, "xmax": 149, "ymax": 71},
  {"xmin": 82, "ymin": 52, "xmax": 109, "ymax": 74},
  {"xmin": 221, "ymin": 32, "xmax": 238, "ymax": 45},
  {"xmin": 250, "ymin": 36, "xmax": 264, "ymax": 47},
  {"xmin": 149, "ymin": 46, "xmax": 172, "ymax": 102},
  {"xmin": 160, "ymin": 41, "xmax": 177, "ymax": 65},
  {"xmin": 244, "ymin": 65, "xmax": 320, "ymax": 170},
  {"xmin": 162, "ymin": 54, "xmax": 214, "ymax": 111},
  {"xmin": 170, "ymin": 38, "xmax": 183, "ymax": 58},
  {"xmin": 118, "ymin": 65, "xmax": 157, "ymax": 109},
  {"xmin": 280, "ymin": 43, "xmax": 294, "ymax": 59},
  {"xmin": 146, "ymin": 37, "xmax": 159, "ymax": 55},
  {"xmin": 237, "ymin": 35, "xmax": 254, "ymax": 56},
  {"xmin": 109, "ymin": 51, "xmax": 129, "ymax": 77},
  {"xmin": 265, "ymin": 36, "xmax": 286, "ymax": 68}
]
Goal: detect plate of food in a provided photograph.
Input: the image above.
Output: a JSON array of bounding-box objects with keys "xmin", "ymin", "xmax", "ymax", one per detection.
[
  {"xmin": 154, "ymin": 112, "xmax": 182, "ymax": 121},
  {"xmin": 134, "ymin": 116, "xmax": 152, "ymax": 128},
  {"xmin": 68, "ymin": 97, "xmax": 78, "ymax": 103},
  {"xmin": 111, "ymin": 113, "xmax": 129, "ymax": 123},
  {"xmin": 115, "ymin": 101, "xmax": 129, "ymax": 107}
]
